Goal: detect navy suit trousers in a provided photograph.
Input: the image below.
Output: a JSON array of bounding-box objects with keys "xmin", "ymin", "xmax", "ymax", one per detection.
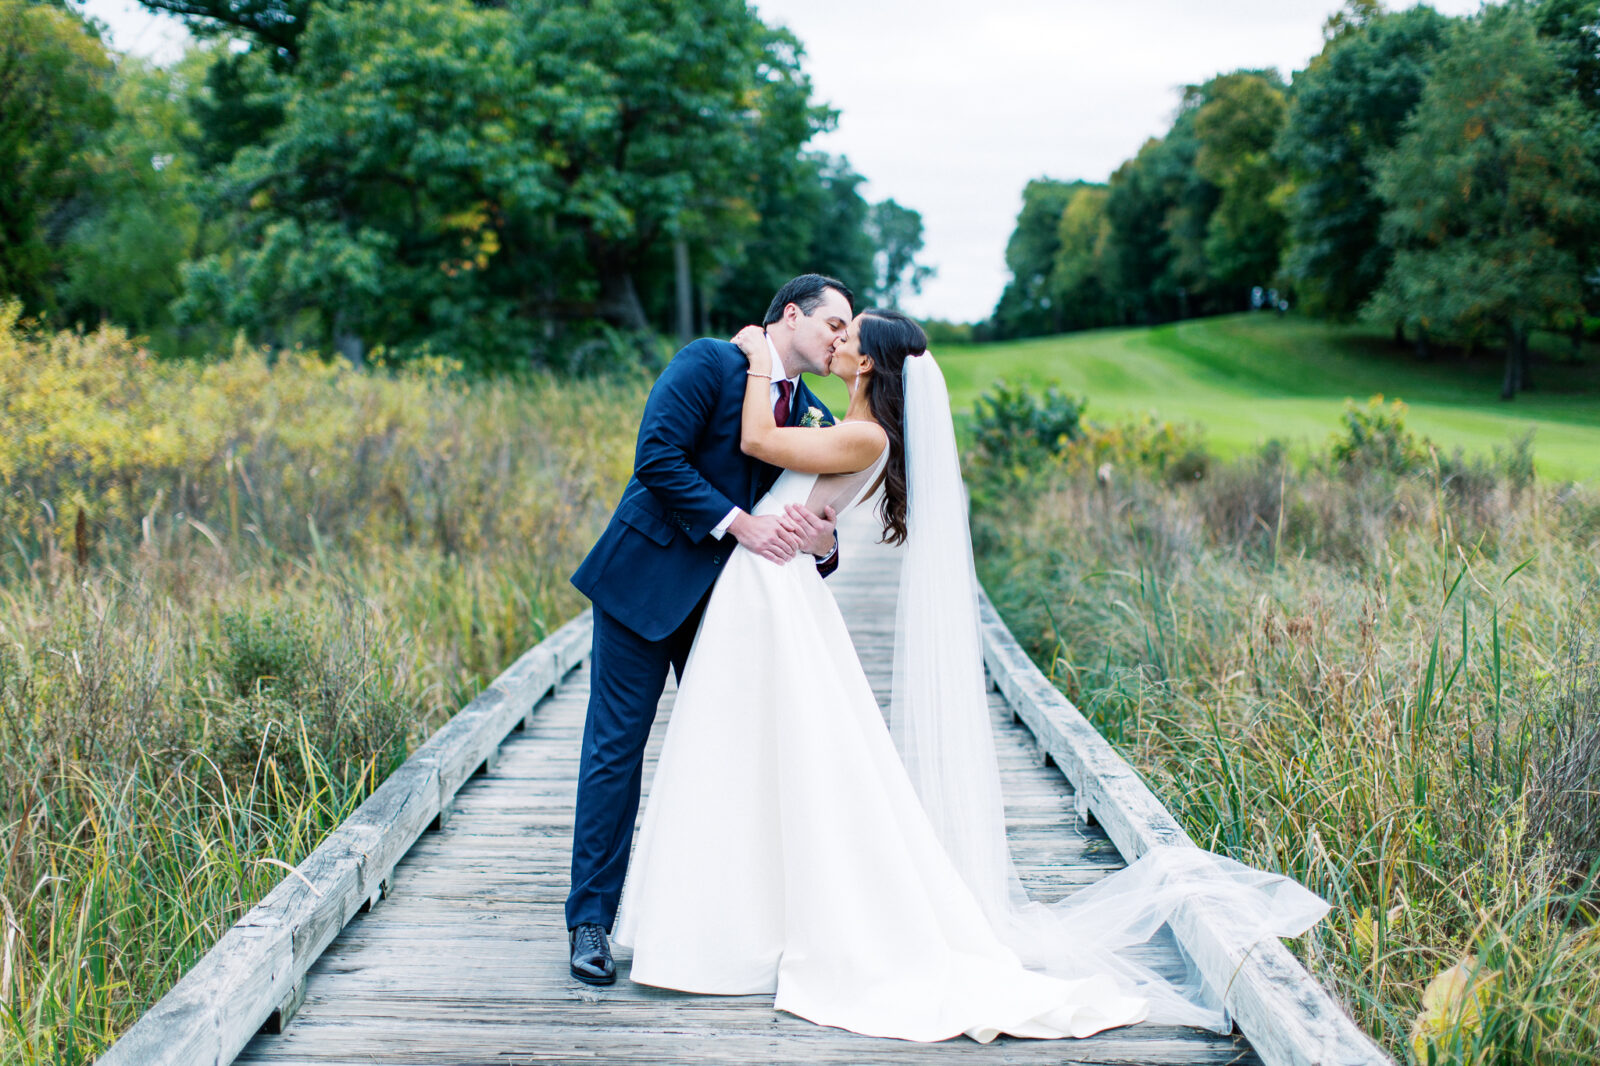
[{"xmin": 566, "ymin": 599, "xmax": 707, "ymax": 931}]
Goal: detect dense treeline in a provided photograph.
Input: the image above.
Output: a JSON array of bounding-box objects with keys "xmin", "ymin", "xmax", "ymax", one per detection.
[
  {"xmin": 0, "ymin": 0, "xmax": 930, "ymax": 370},
  {"xmin": 988, "ymin": 0, "xmax": 1600, "ymax": 400}
]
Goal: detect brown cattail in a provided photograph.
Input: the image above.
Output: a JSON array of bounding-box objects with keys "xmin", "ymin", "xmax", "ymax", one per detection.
[{"xmin": 74, "ymin": 508, "xmax": 89, "ymax": 569}]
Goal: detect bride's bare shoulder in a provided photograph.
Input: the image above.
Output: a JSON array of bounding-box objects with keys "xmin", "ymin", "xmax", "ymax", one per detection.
[
  {"xmin": 835, "ymin": 419, "xmax": 888, "ymax": 439},
  {"xmin": 835, "ymin": 419, "xmax": 889, "ymax": 457}
]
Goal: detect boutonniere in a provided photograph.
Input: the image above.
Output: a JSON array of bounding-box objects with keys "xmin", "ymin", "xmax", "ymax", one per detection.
[{"xmin": 799, "ymin": 406, "xmax": 826, "ymax": 428}]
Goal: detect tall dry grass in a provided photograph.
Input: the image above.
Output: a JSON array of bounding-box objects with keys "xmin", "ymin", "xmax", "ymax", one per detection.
[
  {"xmin": 0, "ymin": 305, "xmax": 644, "ymax": 1062},
  {"xmin": 970, "ymin": 397, "xmax": 1600, "ymax": 1064}
]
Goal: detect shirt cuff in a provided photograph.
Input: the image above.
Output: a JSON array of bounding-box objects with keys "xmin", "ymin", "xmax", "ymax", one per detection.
[{"xmin": 711, "ymin": 507, "xmax": 741, "ymax": 540}]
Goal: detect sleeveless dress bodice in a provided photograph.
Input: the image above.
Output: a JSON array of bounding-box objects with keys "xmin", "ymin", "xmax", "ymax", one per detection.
[
  {"xmin": 752, "ymin": 439, "xmax": 890, "ymax": 521},
  {"xmin": 752, "ymin": 469, "xmax": 819, "ymax": 514}
]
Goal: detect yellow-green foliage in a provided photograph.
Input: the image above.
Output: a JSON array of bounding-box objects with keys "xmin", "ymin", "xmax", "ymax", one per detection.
[
  {"xmin": 972, "ymin": 427, "xmax": 1600, "ymax": 1064},
  {"xmin": 1, "ymin": 300, "xmax": 630, "ymax": 563},
  {"xmin": 0, "ymin": 309, "xmax": 644, "ymax": 1063}
]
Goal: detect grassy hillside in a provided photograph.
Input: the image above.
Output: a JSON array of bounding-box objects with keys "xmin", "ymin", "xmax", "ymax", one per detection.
[{"xmin": 816, "ymin": 314, "xmax": 1600, "ymax": 482}]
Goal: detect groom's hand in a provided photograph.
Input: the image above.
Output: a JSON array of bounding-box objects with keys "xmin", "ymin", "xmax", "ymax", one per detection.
[
  {"xmin": 729, "ymin": 511, "xmax": 803, "ymax": 565},
  {"xmin": 783, "ymin": 504, "xmax": 837, "ymax": 559}
]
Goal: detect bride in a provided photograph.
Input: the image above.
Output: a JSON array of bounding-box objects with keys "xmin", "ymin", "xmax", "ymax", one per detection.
[{"xmin": 612, "ymin": 309, "xmax": 1327, "ymax": 1042}]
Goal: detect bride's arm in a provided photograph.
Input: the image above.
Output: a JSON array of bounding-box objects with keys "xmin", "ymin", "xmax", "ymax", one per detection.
[{"xmin": 735, "ymin": 328, "xmax": 885, "ymax": 474}]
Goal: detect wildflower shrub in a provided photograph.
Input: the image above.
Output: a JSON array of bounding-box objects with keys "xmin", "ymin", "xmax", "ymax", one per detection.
[
  {"xmin": 969, "ymin": 379, "xmax": 1085, "ymax": 473},
  {"xmin": 968, "ymin": 383, "xmax": 1600, "ymax": 1064},
  {"xmin": 0, "ymin": 307, "xmax": 644, "ymax": 1063}
]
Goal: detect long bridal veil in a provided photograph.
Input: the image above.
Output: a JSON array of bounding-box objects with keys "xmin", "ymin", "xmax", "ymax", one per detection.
[{"xmin": 888, "ymin": 353, "xmax": 1330, "ymax": 1033}]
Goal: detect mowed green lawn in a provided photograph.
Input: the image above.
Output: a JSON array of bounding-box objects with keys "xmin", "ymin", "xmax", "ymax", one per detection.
[{"xmin": 816, "ymin": 314, "xmax": 1600, "ymax": 482}]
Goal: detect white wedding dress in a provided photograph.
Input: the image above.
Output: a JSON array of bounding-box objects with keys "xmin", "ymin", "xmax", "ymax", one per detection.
[
  {"xmin": 615, "ymin": 356, "xmax": 1329, "ymax": 1043},
  {"xmin": 613, "ymin": 450, "xmax": 1149, "ymax": 1042}
]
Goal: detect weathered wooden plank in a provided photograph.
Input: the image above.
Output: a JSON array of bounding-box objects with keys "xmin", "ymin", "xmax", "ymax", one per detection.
[
  {"xmin": 99, "ymin": 611, "xmax": 594, "ymax": 1066},
  {"xmin": 413, "ymin": 613, "xmax": 592, "ymax": 823},
  {"xmin": 100, "ymin": 921, "xmax": 291, "ymax": 1066},
  {"xmin": 239, "ymin": 1022, "xmax": 1252, "ymax": 1066},
  {"xmin": 976, "ymin": 590, "xmax": 1391, "ymax": 1066}
]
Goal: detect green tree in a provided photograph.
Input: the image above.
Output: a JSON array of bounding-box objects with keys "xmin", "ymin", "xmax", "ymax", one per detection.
[
  {"xmin": 1533, "ymin": 0, "xmax": 1600, "ymax": 331},
  {"xmin": 0, "ymin": 0, "xmax": 113, "ymax": 313},
  {"xmin": 188, "ymin": 46, "xmax": 290, "ymax": 171},
  {"xmin": 1192, "ymin": 70, "xmax": 1288, "ymax": 300},
  {"xmin": 1320, "ymin": 0, "xmax": 1384, "ymax": 43},
  {"xmin": 1099, "ymin": 72, "xmax": 1290, "ymax": 323},
  {"xmin": 1098, "ymin": 74, "xmax": 1284, "ymax": 326},
  {"xmin": 1534, "ymin": 0, "xmax": 1600, "ymax": 108},
  {"xmin": 991, "ymin": 178, "xmax": 1081, "ymax": 337},
  {"xmin": 515, "ymin": 0, "xmax": 821, "ymax": 341},
  {"xmin": 867, "ymin": 198, "xmax": 932, "ymax": 310},
  {"xmin": 1279, "ymin": 3, "xmax": 1450, "ymax": 317},
  {"xmin": 139, "ymin": 0, "xmax": 311, "ymax": 171},
  {"xmin": 139, "ymin": 0, "xmax": 316, "ymax": 62},
  {"xmin": 1100, "ymin": 118, "xmax": 1218, "ymax": 324},
  {"xmin": 1050, "ymin": 183, "xmax": 1113, "ymax": 331},
  {"xmin": 58, "ymin": 51, "xmax": 206, "ymax": 334},
  {"xmin": 695, "ymin": 154, "xmax": 933, "ymax": 331},
  {"xmin": 177, "ymin": 0, "xmax": 547, "ymax": 363},
  {"xmin": 682, "ymin": 150, "xmax": 876, "ymax": 333},
  {"xmin": 1371, "ymin": 5, "xmax": 1600, "ymax": 398},
  {"xmin": 179, "ymin": 0, "xmax": 827, "ymax": 367},
  {"xmin": 1100, "ymin": 140, "xmax": 1179, "ymax": 324},
  {"xmin": 1152, "ymin": 84, "xmax": 1222, "ymax": 311},
  {"xmin": 798, "ymin": 159, "xmax": 879, "ymax": 307}
]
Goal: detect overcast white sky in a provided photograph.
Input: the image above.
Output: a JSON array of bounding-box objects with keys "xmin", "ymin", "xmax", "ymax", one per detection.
[{"xmin": 80, "ymin": 0, "xmax": 1486, "ymax": 322}]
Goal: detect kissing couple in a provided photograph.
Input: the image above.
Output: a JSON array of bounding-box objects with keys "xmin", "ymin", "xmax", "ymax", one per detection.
[{"xmin": 564, "ymin": 274, "xmax": 1329, "ymax": 1042}]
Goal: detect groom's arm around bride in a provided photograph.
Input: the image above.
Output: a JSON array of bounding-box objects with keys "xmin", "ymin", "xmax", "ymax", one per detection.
[
  {"xmin": 564, "ymin": 274, "xmax": 855, "ymax": 984},
  {"xmin": 572, "ymin": 282, "xmax": 850, "ymax": 640}
]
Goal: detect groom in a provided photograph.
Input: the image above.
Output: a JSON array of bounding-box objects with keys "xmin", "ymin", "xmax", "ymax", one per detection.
[{"xmin": 565, "ymin": 274, "xmax": 854, "ymax": 984}]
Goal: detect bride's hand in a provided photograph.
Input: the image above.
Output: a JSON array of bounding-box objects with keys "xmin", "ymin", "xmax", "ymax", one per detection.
[{"xmin": 731, "ymin": 326, "xmax": 771, "ymax": 376}]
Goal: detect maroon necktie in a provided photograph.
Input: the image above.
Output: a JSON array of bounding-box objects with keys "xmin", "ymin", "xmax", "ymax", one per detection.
[{"xmin": 773, "ymin": 379, "xmax": 794, "ymax": 426}]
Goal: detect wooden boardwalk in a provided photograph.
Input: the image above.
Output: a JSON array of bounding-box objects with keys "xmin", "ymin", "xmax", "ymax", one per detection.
[{"xmin": 236, "ymin": 519, "xmax": 1263, "ymax": 1065}]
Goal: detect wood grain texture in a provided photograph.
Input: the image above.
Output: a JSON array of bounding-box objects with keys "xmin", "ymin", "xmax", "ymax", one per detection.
[{"xmin": 236, "ymin": 516, "xmax": 1261, "ymax": 1066}]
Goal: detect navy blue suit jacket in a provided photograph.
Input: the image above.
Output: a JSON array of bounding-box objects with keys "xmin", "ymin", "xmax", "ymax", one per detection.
[{"xmin": 571, "ymin": 338, "xmax": 835, "ymax": 642}]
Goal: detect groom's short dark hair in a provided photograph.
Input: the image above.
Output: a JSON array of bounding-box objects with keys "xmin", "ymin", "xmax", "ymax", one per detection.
[{"xmin": 763, "ymin": 274, "xmax": 854, "ymax": 326}]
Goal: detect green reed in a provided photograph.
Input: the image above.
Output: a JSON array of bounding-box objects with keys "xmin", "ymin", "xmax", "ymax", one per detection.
[
  {"xmin": 0, "ymin": 318, "xmax": 644, "ymax": 1062},
  {"xmin": 971, "ymin": 427, "xmax": 1600, "ymax": 1065}
]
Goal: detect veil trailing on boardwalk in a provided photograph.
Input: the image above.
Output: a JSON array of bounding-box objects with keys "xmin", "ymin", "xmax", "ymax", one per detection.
[{"xmin": 888, "ymin": 353, "xmax": 1330, "ymax": 1033}]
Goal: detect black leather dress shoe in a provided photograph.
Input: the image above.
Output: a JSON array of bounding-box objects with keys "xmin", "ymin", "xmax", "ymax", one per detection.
[{"xmin": 569, "ymin": 922, "xmax": 616, "ymax": 986}]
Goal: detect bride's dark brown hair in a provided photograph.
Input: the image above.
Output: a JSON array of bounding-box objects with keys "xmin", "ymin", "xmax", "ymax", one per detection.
[{"xmin": 857, "ymin": 309, "xmax": 927, "ymax": 546}]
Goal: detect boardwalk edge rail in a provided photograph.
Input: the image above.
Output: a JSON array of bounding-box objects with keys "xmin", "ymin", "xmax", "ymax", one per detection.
[
  {"xmin": 103, "ymin": 586, "xmax": 1393, "ymax": 1066},
  {"xmin": 977, "ymin": 590, "xmax": 1393, "ymax": 1066},
  {"xmin": 99, "ymin": 610, "xmax": 595, "ymax": 1066}
]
